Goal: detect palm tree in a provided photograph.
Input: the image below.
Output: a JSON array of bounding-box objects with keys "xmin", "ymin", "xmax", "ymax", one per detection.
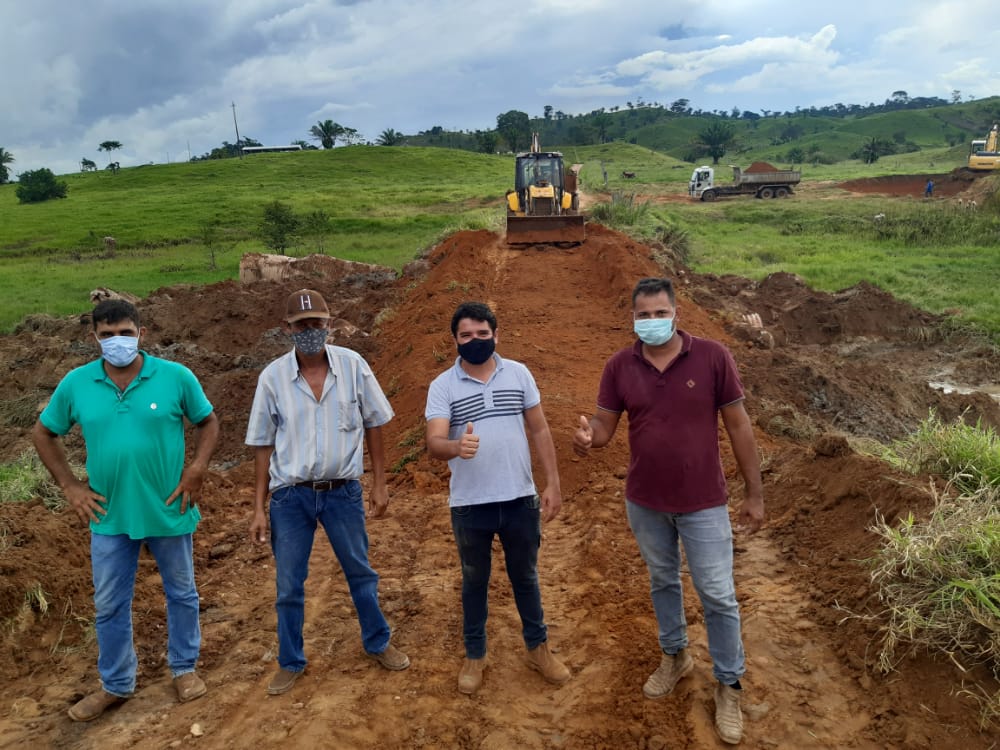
[
  {"xmin": 309, "ymin": 120, "xmax": 345, "ymax": 149},
  {"xmin": 376, "ymin": 128, "xmax": 406, "ymax": 146},
  {"xmin": 0, "ymin": 147, "xmax": 14, "ymax": 184},
  {"xmin": 692, "ymin": 122, "xmax": 736, "ymax": 164},
  {"xmin": 98, "ymin": 141, "xmax": 123, "ymax": 165}
]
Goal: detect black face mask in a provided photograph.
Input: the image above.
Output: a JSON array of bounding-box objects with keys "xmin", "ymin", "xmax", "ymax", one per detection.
[{"xmin": 457, "ymin": 337, "xmax": 495, "ymax": 365}]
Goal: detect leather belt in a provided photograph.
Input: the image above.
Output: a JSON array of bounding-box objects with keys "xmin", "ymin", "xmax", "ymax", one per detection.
[{"xmin": 295, "ymin": 478, "xmax": 349, "ymax": 491}]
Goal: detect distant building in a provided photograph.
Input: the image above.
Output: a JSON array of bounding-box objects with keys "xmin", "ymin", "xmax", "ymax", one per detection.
[{"xmin": 241, "ymin": 145, "xmax": 303, "ymax": 154}]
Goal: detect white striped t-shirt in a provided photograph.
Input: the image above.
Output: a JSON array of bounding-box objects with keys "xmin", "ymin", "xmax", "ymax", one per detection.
[{"xmin": 425, "ymin": 354, "xmax": 539, "ymax": 506}]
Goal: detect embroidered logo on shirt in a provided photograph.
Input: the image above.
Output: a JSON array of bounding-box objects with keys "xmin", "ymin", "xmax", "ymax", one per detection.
[
  {"xmin": 150, "ymin": 403, "xmax": 158, "ymax": 410},
  {"xmin": 686, "ymin": 380, "xmax": 696, "ymax": 388}
]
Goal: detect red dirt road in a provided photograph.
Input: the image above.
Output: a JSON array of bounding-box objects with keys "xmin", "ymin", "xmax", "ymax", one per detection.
[{"xmin": 0, "ymin": 222, "xmax": 998, "ymax": 749}]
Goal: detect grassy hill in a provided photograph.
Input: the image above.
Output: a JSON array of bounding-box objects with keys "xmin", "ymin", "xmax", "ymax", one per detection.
[{"xmin": 1, "ymin": 105, "xmax": 999, "ymax": 336}]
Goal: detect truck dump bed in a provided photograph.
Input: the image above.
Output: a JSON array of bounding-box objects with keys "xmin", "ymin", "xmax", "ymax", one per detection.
[{"xmin": 733, "ymin": 167, "xmax": 801, "ymax": 185}]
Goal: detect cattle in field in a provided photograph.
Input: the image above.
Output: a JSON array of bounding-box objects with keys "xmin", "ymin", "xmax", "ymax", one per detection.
[{"xmin": 622, "ymin": 171, "xmax": 636, "ymax": 179}]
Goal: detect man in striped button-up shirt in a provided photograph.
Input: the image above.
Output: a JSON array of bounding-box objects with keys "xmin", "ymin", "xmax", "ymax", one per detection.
[{"xmin": 246, "ymin": 289, "xmax": 409, "ymax": 696}]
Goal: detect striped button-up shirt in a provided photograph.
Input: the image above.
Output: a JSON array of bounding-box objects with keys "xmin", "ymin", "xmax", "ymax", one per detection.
[{"xmin": 246, "ymin": 345, "xmax": 394, "ymax": 491}]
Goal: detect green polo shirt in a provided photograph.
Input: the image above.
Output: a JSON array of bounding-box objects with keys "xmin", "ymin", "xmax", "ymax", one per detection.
[{"xmin": 40, "ymin": 353, "xmax": 214, "ymax": 539}]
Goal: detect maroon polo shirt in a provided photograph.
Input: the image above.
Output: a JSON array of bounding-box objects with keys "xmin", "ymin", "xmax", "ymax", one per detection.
[{"xmin": 596, "ymin": 330, "xmax": 745, "ymax": 513}]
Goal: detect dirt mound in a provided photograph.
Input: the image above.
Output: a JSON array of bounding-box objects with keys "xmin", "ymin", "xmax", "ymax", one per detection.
[
  {"xmin": 838, "ymin": 171, "xmax": 985, "ymax": 197},
  {"xmin": 0, "ymin": 224, "xmax": 997, "ymax": 748},
  {"xmin": 744, "ymin": 161, "xmax": 779, "ymax": 173}
]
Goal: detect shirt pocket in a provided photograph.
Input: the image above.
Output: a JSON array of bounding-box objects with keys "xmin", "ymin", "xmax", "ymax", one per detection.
[{"xmin": 337, "ymin": 400, "xmax": 362, "ymax": 431}]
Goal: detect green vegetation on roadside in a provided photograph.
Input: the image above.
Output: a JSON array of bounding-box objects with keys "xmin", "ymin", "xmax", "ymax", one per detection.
[
  {"xmin": 0, "ymin": 453, "xmax": 66, "ymax": 511},
  {"xmin": 866, "ymin": 414, "xmax": 1000, "ymax": 726}
]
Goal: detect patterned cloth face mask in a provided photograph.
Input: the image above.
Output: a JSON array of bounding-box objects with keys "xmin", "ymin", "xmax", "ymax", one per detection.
[{"xmin": 291, "ymin": 327, "xmax": 328, "ymax": 356}]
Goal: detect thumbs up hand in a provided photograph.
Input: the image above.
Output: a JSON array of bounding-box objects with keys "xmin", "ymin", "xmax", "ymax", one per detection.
[
  {"xmin": 573, "ymin": 415, "xmax": 594, "ymax": 457},
  {"xmin": 458, "ymin": 422, "xmax": 479, "ymax": 459}
]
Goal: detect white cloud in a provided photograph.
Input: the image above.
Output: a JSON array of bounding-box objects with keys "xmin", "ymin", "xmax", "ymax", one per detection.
[{"xmin": 2, "ymin": 1, "xmax": 996, "ymax": 177}]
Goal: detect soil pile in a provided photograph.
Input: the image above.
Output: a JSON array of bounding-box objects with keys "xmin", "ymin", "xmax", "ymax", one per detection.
[{"xmin": 0, "ymin": 224, "xmax": 998, "ymax": 748}]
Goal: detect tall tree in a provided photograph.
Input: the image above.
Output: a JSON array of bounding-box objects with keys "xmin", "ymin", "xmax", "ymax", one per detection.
[
  {"xmin": 591, "ymin": 112, "xmax": 612, "ymax": 144},
  {"xmin": 376, "ymin": 128, "xmax": 405, "ymax": 146},
  {"xmin": 309, "ymin": 120, "xmax": 345, "ymax": 149},
  {"xmin": 496, "ymin": 110, "xmax": 531, "ymax": 152},
  {"xmin": 0, "ymin": 147, "xmax": 14, "ymax": 184},
  {"xmin": 692, "ymin": 122, "xmax": 736, "ymax": 164},
  {"xmin": 98, "ymin": 141, "xmax": 123, "ymax": 165}
]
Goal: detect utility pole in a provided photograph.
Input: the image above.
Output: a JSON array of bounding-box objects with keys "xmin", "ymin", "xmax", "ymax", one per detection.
[{"xmin": 232, "ymin": 101, "xmax": 242, "ymax": 159}]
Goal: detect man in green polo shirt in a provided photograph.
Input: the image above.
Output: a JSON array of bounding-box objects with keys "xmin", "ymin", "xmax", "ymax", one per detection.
[{"xmin": 32, "ymin": 298, "xmax": 219, "ymax": 722}]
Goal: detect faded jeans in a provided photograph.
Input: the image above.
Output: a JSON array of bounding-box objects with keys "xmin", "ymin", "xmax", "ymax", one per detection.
[
  {"xmin": 451, "ymin": 495, "xmax": 547, "ymax": 659},
  {"xmin": 91, "ymin": 532, "xmax": 200, "ymax": 697},
  {"xmin": 269, "ymin": 481, "xmax": 391, "ymax": 672},
  {"xmin": 626, "ymin": 501, "xmax": 746, "ymax": 685}
]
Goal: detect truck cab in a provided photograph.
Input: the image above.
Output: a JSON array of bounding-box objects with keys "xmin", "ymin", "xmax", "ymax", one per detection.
[{"xmin": 688, "ymin": 167, "xmax": 715, "ymax": 200}]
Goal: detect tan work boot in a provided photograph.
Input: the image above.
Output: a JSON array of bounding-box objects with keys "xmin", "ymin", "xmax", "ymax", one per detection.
[
  {"xmin": 173, "ymin": 671, "xmax": 207, "ymax": 703},
  {"xmin": 643, "ymin": 648, "xmax": 693, "ymax": 698},
  {"xmin": 526, "ymin": 642, "xmax": 570, "ymax": 684},
  {"xmin": 67, "ymin": 690, "xmax": 127, "ymax": 722},
  {"xmin": 457, "ymin": 656, "xmax": 486, "ymax": 694},
  {"xmin": 714, "ymin": 683, "xmax": 744, "ymax": 744}
]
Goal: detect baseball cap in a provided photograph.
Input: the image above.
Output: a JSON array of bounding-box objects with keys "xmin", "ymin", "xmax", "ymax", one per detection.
[{"xmin": 285, "ymin": 289, "xmax": 330, "ymax": 323}]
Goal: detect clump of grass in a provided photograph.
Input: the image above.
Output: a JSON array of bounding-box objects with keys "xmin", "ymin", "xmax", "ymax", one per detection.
[
  {"xmin": 390, "ymin": 448, "xmax": 421, "ymax": 474},
  {"xmin": 0, "ymin": 452, "xmax": 68, "ymax": 511},
  {"xmin": 0, "ymin": 392, "xmax": 44, "ymax": 428},
  {"xmin": 866, "ymin": 412, "xmax": 1000, "ymax": 726},
  {"xmin": 590, "ymin": 191, "xmax": 650, "ymax": 228},
  {"xmin": 869, "ymin": 411, "xmax": 999, "ymax": 492}
]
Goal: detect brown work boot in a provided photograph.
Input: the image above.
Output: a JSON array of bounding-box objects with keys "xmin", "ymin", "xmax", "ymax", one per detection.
[
  {"xmin": 67, "ymin": 690, "xmax": 127, "ymax": 722},
  {"xmin": 643, "ymin": 648, "xmax": 693, "ymax": 698},
  {"xmin": 368, "ymin": 643, "xmax": 410, "ymax": 671},
  {"xmin": 173, "ymin": 672, "xmax": 207, "ymax": 703},
  {"xmin": 526, "ymin": 642, "xmax": 570, "ymax": 685},
  {"xmin": 267, "ymin": 668, "xmax": 302, "ymax": 695},
  {"xmin": 457, "ymin": 656, "xmax": 486, "ymax": 694},
  {"xmin": 714, "ymin": 683, "xmax": 744, "ymax": 744}
]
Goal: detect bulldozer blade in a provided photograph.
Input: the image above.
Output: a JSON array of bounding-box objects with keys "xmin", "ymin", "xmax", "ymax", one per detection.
[{"xmin": 506, "ymin": 215, "xmax": 586, "ymax": 245}]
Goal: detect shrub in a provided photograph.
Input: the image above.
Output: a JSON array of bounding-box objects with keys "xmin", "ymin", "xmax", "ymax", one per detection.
[
  {"xmin": 259, "ymin": 201, "xmax": 300, "ymax": 253},
  {"xmin": 15, "ymin": 168, "xmax": 68, "ymax": 204}
]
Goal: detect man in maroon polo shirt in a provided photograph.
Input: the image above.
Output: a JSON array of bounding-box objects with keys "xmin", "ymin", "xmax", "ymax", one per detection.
[{"xmin": 573, "ymin": 276, "xmax": 764, "ymax": 746}]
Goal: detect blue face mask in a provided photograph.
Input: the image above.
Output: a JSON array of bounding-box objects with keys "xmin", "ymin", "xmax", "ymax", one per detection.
[
  {"xmin": 634, "ymin": 317, "xmax": 675, "ymax": 346},
  {"xmin": 99, "ymin": 335, "xmax": 140, "ymax": 368}
]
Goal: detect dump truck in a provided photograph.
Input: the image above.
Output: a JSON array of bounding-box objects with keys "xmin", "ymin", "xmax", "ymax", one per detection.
[
  {"xmin": 506, "ymin": 134, "xmax": 585, "ymax": 244},
  {"xmin": 688, "ymin": 163, "xmax": 801, "ymax": 201},
  {"xmin": 968, "ymin": 123, "xmax": 999, "ymax": 171}
]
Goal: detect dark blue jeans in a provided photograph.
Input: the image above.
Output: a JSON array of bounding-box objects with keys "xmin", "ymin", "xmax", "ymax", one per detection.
[
  {"xmin": 450, "ymin": 495, "xmax": 547, "ymax": 659},
  {"xmin": 269, "ymin": 481, "xmax": 391, "ymax": 672}
]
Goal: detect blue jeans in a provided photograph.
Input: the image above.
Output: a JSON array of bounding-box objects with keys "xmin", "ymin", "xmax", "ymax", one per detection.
[
  {"xmin": 269, "ymin": 481, "xmax": 391, "ymax": 672},
  {"xmin": 91, "ymin": 532, "xmax": 200, "ymax": 697},
  {"xmin": 626, "ymin": 501, "xmax": 745, "ymax": 685},
  {"xmin": 450, "ymin": 495, "xmax": 547, "ymax": 659}
]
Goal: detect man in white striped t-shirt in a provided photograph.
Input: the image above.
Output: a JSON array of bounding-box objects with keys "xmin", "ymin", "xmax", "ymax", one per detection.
[
  {"xmin": 425, "ymin": 301, "xmax": 569, "ymax": 695},
  {"xmin": 247, "ymin": 289, "xmax": 409, "ymax": 696}
]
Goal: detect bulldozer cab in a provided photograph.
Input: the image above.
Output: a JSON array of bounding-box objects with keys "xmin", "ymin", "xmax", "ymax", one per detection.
[{"xmin": 516, "ymin": 154, "xmax": 564, "ymax": 191}]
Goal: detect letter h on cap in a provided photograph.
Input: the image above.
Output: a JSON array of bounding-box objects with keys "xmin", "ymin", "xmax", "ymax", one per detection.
[{"xmin": 299, "ymin": 294, "xmax": 313, "ymax": 311}]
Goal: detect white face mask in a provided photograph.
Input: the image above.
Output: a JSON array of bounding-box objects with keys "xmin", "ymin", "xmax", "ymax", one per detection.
[
  {"xmin": 634, "ymin": 317, "xmax": 675, "ymax": 346},
  {"xmin": 99, "ymin": 335, "xmax": 140, "ymax": 367}
]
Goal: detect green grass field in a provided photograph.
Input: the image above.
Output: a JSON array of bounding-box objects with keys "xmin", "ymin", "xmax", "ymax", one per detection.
[{"xmin": 1, "ymin": 142, "xmax": 998, "ymax": 340}]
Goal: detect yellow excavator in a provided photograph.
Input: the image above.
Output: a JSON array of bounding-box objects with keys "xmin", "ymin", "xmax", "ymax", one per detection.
[
  {"xmin": 505, "ymin": 133, "xmax": 585, "ymax": 244},
  {"xmin": 968, "ymin": 123, "xmax": 999, "ymax": 171}
]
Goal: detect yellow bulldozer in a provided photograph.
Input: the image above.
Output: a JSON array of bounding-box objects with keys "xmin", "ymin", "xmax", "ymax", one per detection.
[
  {"xmin": 968, "ymin": 123, "xmax": 999, "ymax": 171},
  {"xmin": 505, "ymin": 134, "xmax": 585, "ymax": 244}
]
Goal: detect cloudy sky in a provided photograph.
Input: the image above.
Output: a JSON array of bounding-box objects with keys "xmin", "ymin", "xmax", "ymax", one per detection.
[{"xmin": 3, "ymin": 0, "xmax": 994, "ymax": 176}]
